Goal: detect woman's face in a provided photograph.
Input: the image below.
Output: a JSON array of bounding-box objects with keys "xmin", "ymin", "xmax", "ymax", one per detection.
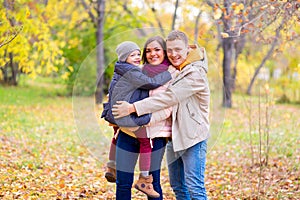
[{"xmin": 145, "ymin": 41, "xmax": 165, "ymax": 66}]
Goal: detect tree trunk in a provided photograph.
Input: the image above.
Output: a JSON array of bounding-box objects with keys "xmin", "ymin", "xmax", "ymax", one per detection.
[
  {"xmin": 222, "ymin": 37, "xmax": 233, "ymax": 107},
  {"xmin": 2, "ymin": 0, "xmax": 18, "ymax": 86},
  {"xmin": 149, "ymin": 6, "xmax": 165, "ymax": 37},
  {"xmin": 194, "ymin": 10, "xmax": 202, "ymax": 44},
  {"xmin": 95, "ymin": 0, "xmax": 105, "ymax": 104},
  {"xmin": 9, "ymin": 53, "xmax": 17, "ymax": 85},
  {"xmin": 171, "ymin": 0, "xmax": 179, "ymax": 30},
  {"xmin": 231, "ymin": 35, "xmax": 246, "ymax": 91}
]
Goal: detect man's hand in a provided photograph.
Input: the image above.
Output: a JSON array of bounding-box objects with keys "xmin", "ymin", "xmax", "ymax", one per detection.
[{"xmin": 112, "ymin": 101, "xmax": 135, "ymax": 119}]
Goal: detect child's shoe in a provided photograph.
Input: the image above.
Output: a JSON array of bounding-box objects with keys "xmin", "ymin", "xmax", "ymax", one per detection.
[
  {"xmin": 134, "ymin": 174, "xmax": 160, "ymax": 198},
  {"xmin": 105, "ymin": 167, "xmax": 116, "ymax": 183}
]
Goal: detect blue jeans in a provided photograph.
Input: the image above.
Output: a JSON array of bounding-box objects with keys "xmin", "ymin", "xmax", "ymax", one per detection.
[
  {"xmin": 116, "ymin": 131, "xmax": 167, "ymax": 200},
  {"xmin": 166, "ymin": 140, "xmax": 207, "ymax": 200}
]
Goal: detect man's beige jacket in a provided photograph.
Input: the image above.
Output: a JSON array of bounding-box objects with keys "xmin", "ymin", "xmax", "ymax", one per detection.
[{"xmin": 134, "ymin": 48, "xmax": 210, "ymax": 152}]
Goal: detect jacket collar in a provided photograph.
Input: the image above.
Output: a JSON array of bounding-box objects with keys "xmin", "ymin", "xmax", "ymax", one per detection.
[{"xmin": 176, "ymin": 45, "xmax": 204, "ymax": 71}]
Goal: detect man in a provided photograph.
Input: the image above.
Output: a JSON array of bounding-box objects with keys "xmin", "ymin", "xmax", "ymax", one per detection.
[{"xmin": 112, "ymin": 30, "xmax": 210, "ymax": 200}]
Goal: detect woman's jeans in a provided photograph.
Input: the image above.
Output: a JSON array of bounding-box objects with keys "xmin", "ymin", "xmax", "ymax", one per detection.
[
  {"xmin": 116, "ymin": 131, "xmax": 167, "ymax": 200},
  {"xmin": 166, "ymin": 140, "xmax": 207, "ymax": 200}
]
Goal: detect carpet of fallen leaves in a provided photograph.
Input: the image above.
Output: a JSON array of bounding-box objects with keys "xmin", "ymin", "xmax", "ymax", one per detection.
[{"xmin": 0, "ymin": 87, "xmax": 299, "ymax": 199}]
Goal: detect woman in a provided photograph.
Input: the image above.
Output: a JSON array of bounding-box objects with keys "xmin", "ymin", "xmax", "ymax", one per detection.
[{"xmin": 115, "ymin": 36, "xmax": 177, "ymax": 200}]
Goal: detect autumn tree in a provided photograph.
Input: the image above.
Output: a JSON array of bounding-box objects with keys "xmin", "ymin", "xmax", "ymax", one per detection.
[
  {"xmin": 245, "ymin": 1, "xmax": 300, "ymax": 95},
  {"xmin": 206, "ymin": 0, "xmax": 300, "ymax": 107},
  {"xmin": 0, "ymin": 0, "xmax": 87, "ymax": 86},
  {"xmin": 81, "ymin": 0, "xmax": 105, "ymax": 103}
]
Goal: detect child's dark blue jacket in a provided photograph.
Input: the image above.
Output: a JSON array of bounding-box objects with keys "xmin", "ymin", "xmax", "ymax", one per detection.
[{"xmin": 101, "ymin": 61, "xmax": 171, "ymax": 127}]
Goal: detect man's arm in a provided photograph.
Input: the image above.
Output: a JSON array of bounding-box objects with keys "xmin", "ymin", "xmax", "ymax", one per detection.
[
  {"xmin": 113, "ymin": 65, "xmax": 208, "ymax": 118},
  {"xmin": 112, "ymin": 66, "xmax": 177, "ymax": 119},
  {"xmin": 112, "ymin": 100, "xmax": 173, "ymax": 122}
]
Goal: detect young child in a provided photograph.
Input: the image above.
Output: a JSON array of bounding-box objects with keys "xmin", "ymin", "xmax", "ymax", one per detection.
[{"xmin": 101, "ymin": 41, "xmax": 172, "ymax": 198}]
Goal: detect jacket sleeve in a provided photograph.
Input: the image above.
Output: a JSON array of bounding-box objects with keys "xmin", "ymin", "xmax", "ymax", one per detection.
[
  {"xmin": 134, "ymin": 66, "xmax": 208, "ymax": 116},
  {"xmin": 124, "ymin": 68, "xmax": 172, "ymax": 90},
  {"xmin": 146, "ymin": 83, "xmax": 173, "ymax": 125},
  {"xmin": 147, "ymin": 107, "xmax": 172, "ymax": 126}
]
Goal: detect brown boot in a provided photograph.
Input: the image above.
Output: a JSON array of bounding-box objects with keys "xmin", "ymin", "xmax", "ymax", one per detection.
[
  {"xmin": 105, "ymin": 167, "xmax": 116, "ymax": 183},
  {"xmin": 134, "ymin": 174, "xmax": 160, "ymax": 198}
]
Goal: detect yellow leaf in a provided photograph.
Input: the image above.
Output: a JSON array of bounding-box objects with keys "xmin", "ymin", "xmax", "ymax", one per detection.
[
  {"xmin": 214, "ymin": 8, "xmax": 223, "ymax": 20},
  {"xmin": 238, "ymin": 3, "xmax": 244, "ymax": 10},
  {"xmin": 59, "ymin": 179, "xmax": 65, "ymax": 188},
  {"xmin": 26, "ymin": 9, "xmax": 31, "ymax": 18},
  {"xmin": 68, "ymin": 66, "xmax": 74, "ymax": 72},
  {"xmin": 61, "ymin": 72, "xmax": 70, "ymax": 80},
  {"xmin": 234, "ymin": 9, "xmax": 240, "ymax": 15},
  {"xmin": 53, "ymin": 66, "xmax": 59, "ymax": 72},
  {"xmin": 60, "ymin": 41, "xmax": 66, "ymax": 48},
  {"xmin": 231, "ymin": 2, "xmax": 237, "ymax": 10},
  {"xmin": 221, "ymin": 32, "xmax": 230, "ymax": 38}
]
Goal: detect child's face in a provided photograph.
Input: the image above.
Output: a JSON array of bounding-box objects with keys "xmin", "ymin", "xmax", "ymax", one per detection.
[
  {"xmin": 126, "ymin": 50, "xmax": 141, "ymax": 66},
  {"xmin": 145, "ymin": 41, "xmax": 165, "ymax": 66}
]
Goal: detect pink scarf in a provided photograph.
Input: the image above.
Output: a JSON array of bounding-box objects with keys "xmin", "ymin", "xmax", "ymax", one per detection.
[{"xmin": 142, "ymin": 59, "xmax": 171, "ymax": 78}]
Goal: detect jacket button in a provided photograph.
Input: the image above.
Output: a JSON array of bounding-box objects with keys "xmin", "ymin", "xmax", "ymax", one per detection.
[{"xmin": 191, "ymin": 113, "xmax": 195, "ymax": 117}]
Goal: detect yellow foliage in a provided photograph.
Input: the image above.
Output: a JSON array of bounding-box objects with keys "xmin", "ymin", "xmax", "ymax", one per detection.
[
  {"xmin": 59, "ymin": 41, "xmax": 66, "ymax": 48},
  {"xmin": 68, "ymin": 39, "xmax": 80, "ymax": 49},
  {"xmin": 26, "ymin": 9, "xmax": 31, "ymax": 18},
  {"xmin": 53, "ymin": 67, "xmax": 59, "ymax": 72},
  {"xmin": 61, "ymin": 72, "xmax": 70, "ymax": 80},
  {"xmin": 68, "ymin": 66, "xmax": 74, "ymax": 72},
  {"xmin": 238, "ymin": 3, "xmax": 244, "ymax": 11},
  {"xmin": 0, "ymin": 0, "xmax": 86, "ymax": 80}
]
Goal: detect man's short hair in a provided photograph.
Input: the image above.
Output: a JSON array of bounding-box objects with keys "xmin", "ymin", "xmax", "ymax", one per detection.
[{"xmin": 166, "ymin": 30, "xmax": 188, "ymax": 46}]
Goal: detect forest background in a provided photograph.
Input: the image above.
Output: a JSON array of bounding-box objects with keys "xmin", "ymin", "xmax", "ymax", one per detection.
[{"xmin": 0, "ymin": 0, "xmax": 299, "ymax": 199}]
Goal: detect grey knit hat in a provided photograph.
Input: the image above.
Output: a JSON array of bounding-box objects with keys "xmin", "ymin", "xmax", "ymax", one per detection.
[{"xmin": 116, "ymin": 41, "xmax": 140, "ymax": 62}]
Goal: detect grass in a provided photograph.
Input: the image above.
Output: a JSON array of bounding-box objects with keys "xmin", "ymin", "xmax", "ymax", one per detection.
[{"xmin": 0, "ymin": 78, "xmax": 299, "ymax": 199}]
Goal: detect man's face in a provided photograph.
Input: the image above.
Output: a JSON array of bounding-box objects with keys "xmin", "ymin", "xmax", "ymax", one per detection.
[{"xmin": 166, "ymin": 39, "xmax": 188, "ymax": 67}]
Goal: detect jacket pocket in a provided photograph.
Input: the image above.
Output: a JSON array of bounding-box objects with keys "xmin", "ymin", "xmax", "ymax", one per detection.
[{"xmin": 186, "ymin": 102, "xmax": 203, "ymax": 125}]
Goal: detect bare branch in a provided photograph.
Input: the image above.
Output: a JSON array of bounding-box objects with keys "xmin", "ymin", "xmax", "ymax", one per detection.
[
  {"xmin": 246, "ymin": 18, "xmax": 285, "ymax": 95},
  {"xmin": 194, "ymin": 9, "xmax": 203, "ymax": 44},
  {"xmin": 0, "ymin": 26, "xmax": 23, "ymax": 49},
  {"xmin": 81, "ymin": 0, "xmax": 97, "ymax": 27},
  {"xmin": 144, "ymin": 1, "xmax": 166, "ymax": 37},
  {"xmin": 121, "ymin": 3, "xmax": 146, "ymax": 36},
  {"xmin": 205, "ymin": 0, "xmax": 215, "ymax": 8},
  {"xmin": 171, "ymin": 0, "xmax": 179, "ymax": 30}
]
